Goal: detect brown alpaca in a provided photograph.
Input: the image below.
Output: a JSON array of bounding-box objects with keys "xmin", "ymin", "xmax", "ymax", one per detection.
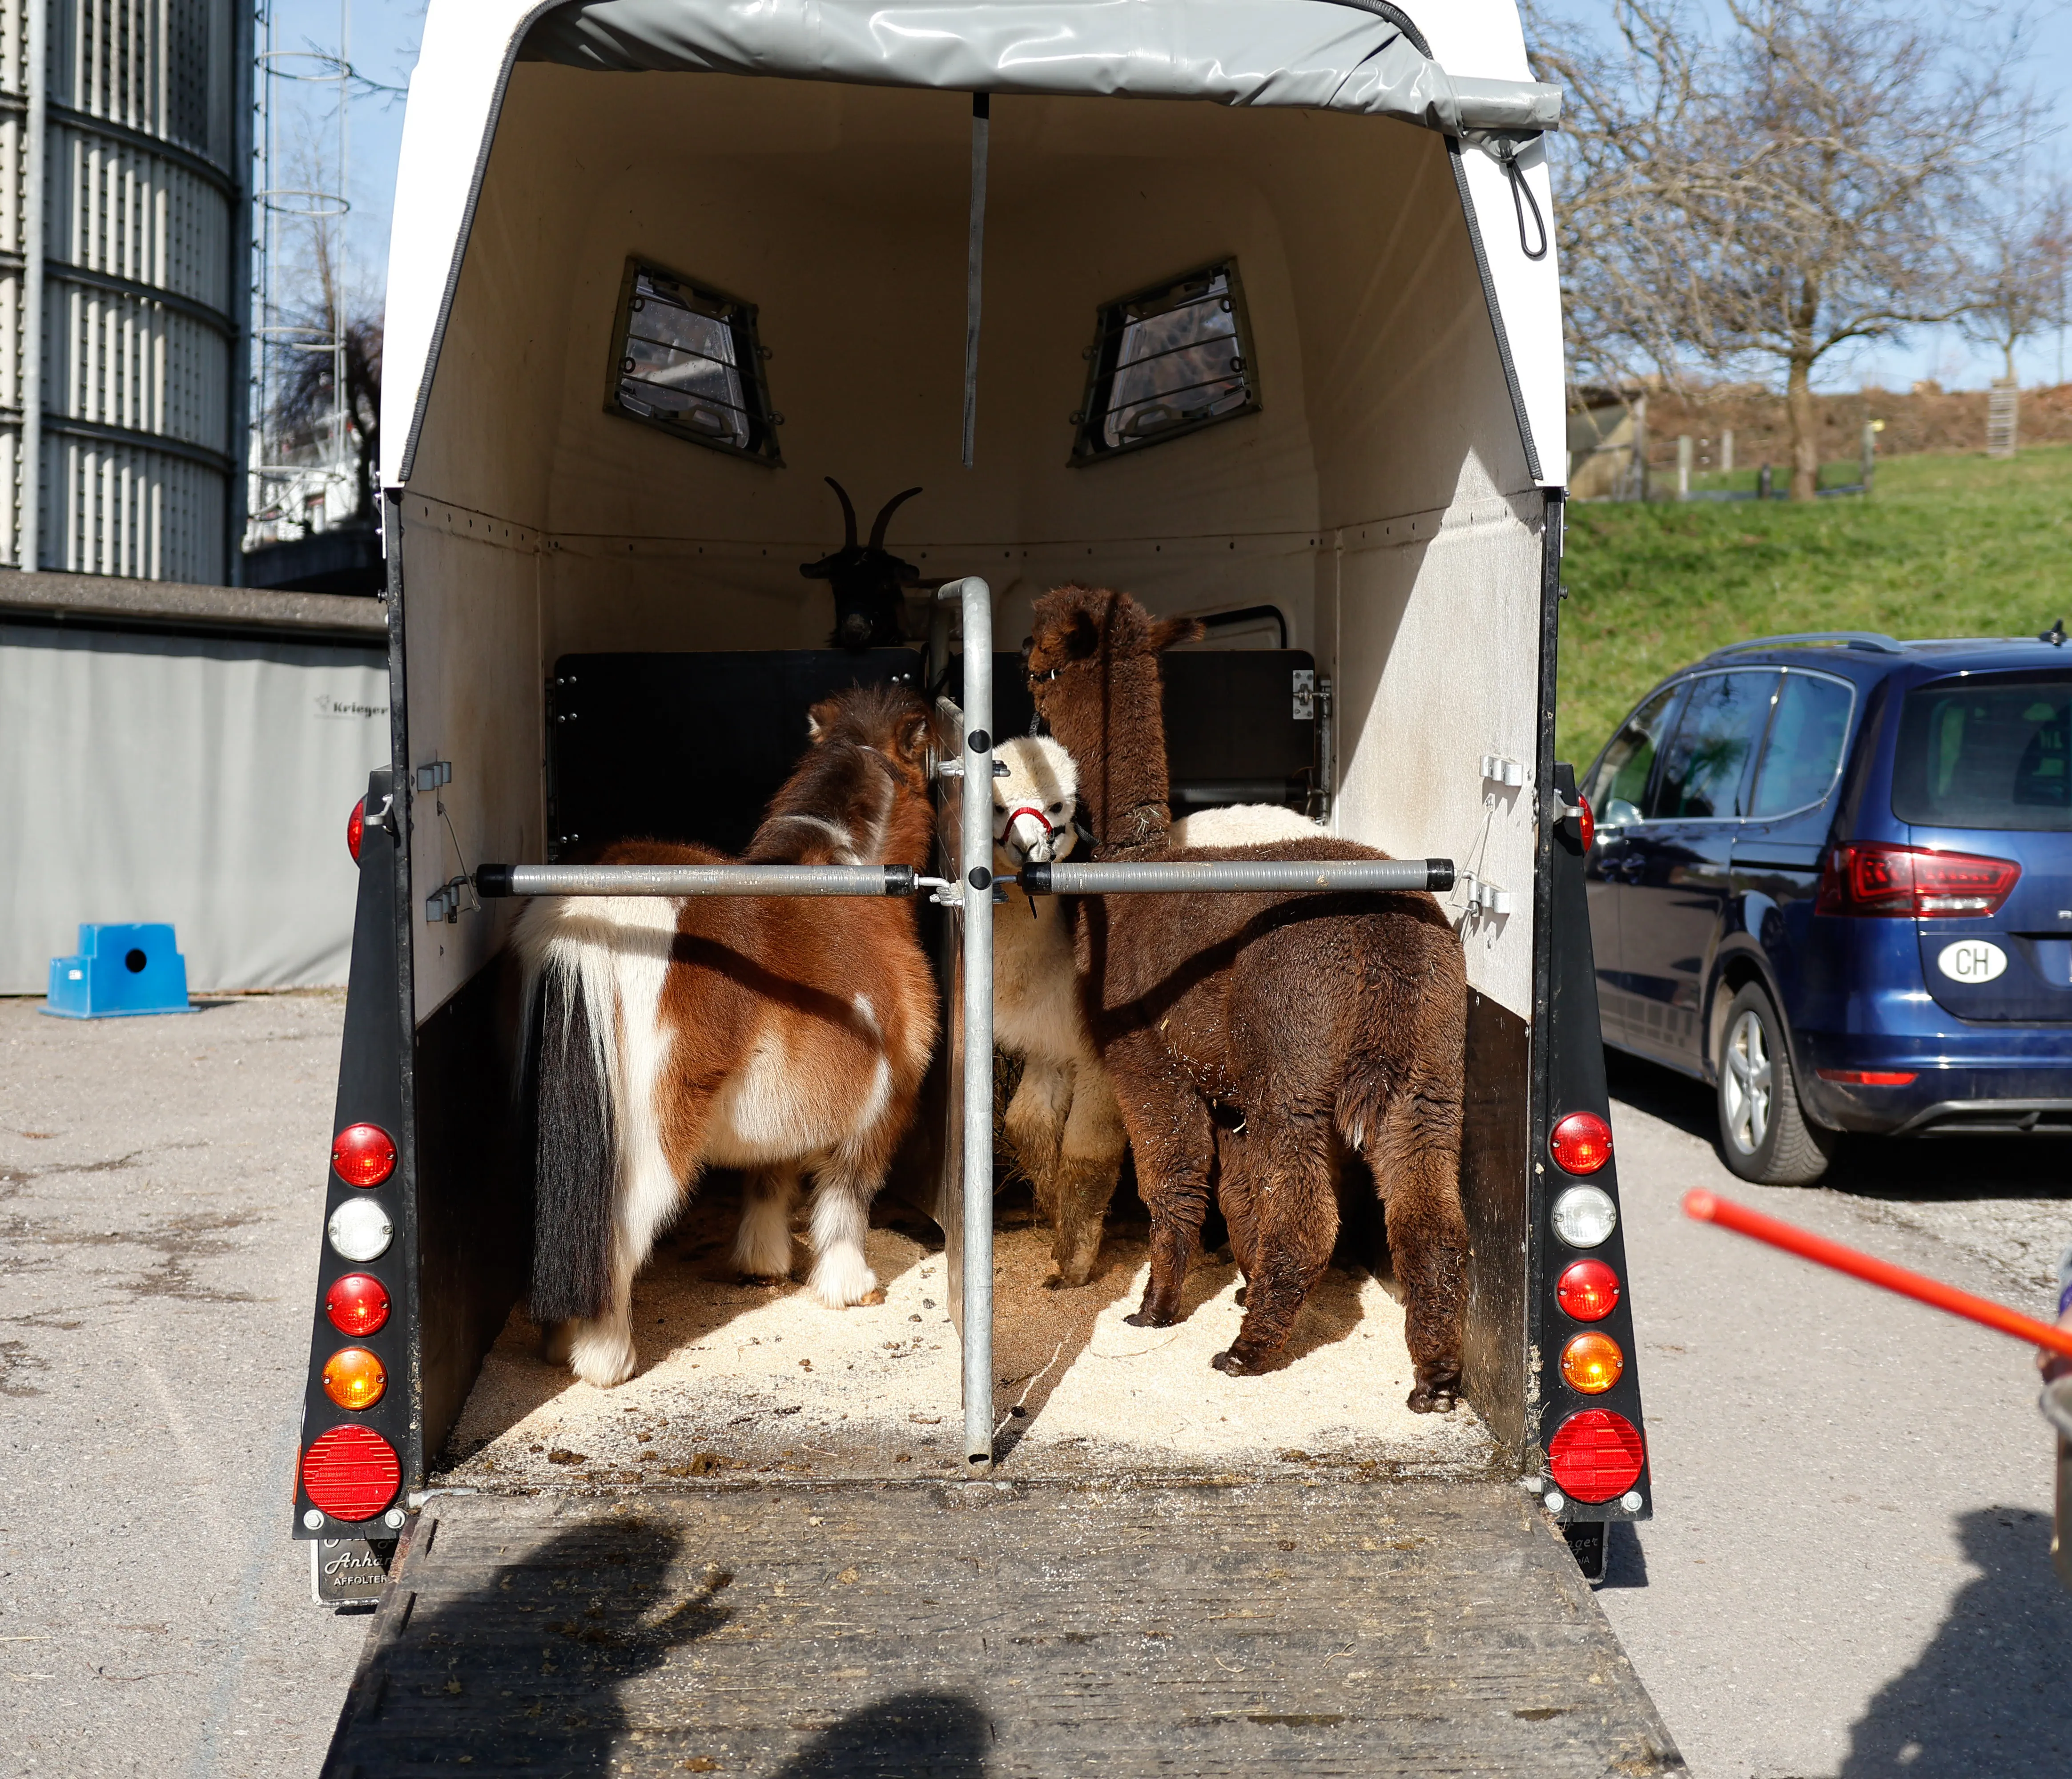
[{"xmin": 1025, "ymin": 585, "xmax": 1470, "ymax": 1410}]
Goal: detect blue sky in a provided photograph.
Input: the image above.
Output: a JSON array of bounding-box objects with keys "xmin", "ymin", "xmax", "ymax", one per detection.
[{"xmin": 308, "ymin": 0, "xmax": 2068, "ymax": 392}]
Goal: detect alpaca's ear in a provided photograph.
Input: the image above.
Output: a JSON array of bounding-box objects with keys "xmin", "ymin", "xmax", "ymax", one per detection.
[
  {"xmin": 1063, "ymin": 610, "xmax": 1100, "ymax": 659},
  {"xmin": 893, "ymin": 708, "xmax": 932, "ymax": 764},
  {"xmin": 806, "ymin": 697, "xmax": 841, "ymax": 743},
  {"xmin": 1149, "ymin": 615, "xmax": 1206, "ymax": 652}
]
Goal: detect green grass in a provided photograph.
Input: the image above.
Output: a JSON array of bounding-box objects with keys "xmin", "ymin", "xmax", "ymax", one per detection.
[{"xmin": 1557, "ymin": 444, "xmax": 2072, "ymax": 765}]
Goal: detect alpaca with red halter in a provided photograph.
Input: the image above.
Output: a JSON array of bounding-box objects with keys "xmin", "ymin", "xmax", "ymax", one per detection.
[{"xmin": 515, "ymin": 683, "xmax": 941, "ymax": 1389}]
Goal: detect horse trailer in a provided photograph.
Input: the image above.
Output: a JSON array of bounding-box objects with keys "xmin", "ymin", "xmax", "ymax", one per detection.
[{"xmin": 303, "ymin": 1, "xmax": 1677, "ymax": 1768}]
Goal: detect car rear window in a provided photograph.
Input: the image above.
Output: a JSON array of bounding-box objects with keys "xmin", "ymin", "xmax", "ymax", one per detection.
[{"xmin": 1892, "ymin": 675, "xmax": 2071, "ymax": 831}]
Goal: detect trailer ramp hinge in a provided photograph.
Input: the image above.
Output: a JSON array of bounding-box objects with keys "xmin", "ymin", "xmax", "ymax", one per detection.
[
  {"xmin": 1481, "ymin": 754, "xmax": 1524, "ymax": 789},
  {"xmin": 425, "ymin": 874, "xmax": 475, "ymax": 923},
  {"xmin": 1292, "ymin": 668, "xmax": 1315, "ymax": 720},
  {"xmin": 415, "ymin": 760, "xmax": 453, "ymax": 793}
]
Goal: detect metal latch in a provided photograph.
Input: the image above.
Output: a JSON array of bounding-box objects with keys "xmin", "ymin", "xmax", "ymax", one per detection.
[
  {"xmin": 1460, "ymin": 873, "xmax": 1514, "ymax": 918},
  {"xmin": 1292, "ymin": 668, "xmax": 1315, "ymax": 720},
  {"xmin": 1481, "ymin": 754, "xmax": 1524, "ymax": 788}
]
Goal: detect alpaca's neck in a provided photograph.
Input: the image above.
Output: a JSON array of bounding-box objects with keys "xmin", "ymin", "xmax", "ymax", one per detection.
[{"xmin": 1051, "ymin": 654, "xmax": 1172, "ymax": 855}]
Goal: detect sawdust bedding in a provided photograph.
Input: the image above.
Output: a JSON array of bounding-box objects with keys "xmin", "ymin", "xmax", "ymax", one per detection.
[{"xmin": 438, "ymin": 1179, "xmax": 1494, "ymax": 1491}]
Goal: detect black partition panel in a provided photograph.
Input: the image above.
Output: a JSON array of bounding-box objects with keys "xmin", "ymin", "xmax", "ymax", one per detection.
[
  {"xmin": 548, "ymin": 647, "xmax": 1316, "ymax": 856},
  {"xmin": 948, "ymin": 648, "xmax": 1318, "ymax": 810},
  {"xmin": 547, "ymin": 649, "xmax": 924, "ymax": 856}
]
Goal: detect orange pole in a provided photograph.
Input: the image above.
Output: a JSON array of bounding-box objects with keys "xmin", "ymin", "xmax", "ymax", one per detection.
[{"xmin": 1683, "ymin": 1188, "xmax": 2072, "ymax": 1360}]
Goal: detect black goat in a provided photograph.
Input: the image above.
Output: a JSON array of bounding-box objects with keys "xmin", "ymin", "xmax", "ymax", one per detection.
[{"xmin": 801, "ymin": 479, "xmax": 928, "ymax": 651}]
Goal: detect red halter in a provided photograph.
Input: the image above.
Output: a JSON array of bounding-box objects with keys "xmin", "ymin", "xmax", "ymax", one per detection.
[{"xmin": 1002, "ymin": 803, "xmax": 1055, "ymax": 840}]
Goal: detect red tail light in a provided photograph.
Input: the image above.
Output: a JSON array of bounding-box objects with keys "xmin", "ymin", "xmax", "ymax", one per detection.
[
  {"xmin": 1574, "ymin": 794, "xmax": 1594, "ymax": 852},
  {"xmin": 302, "ymin": 1425, "xmax": 401, "ymax": 1521},
  {"xmin": 1557, "ymin": 1259, "xmax": 1620, "ymax": 1321},
  {"xmin": 1815, "ymin": 843, "xmax": 2019, "ymax": 918},
  {"xmin": 347, "ymin": 797, "xmax": 365, "ymax": 862},
  {"xmin": 332, "ymin": 1123, "xmax": 397, "ymax": 1187},
  {"xmin": 1550, "ymin": 1111, "xmax": 1613, "ymax": 1175},
  {"xmin": 1817, "ymin": 1069, "xmax": 1919, "ymax": 1086},
  {"xmin": 326, "ymin": 1272, "xmax": 391, "ymax": 1336},
  {"xmin": 1547, "ymin": 1409, "xmax": 1646, "ymax": 1503}
]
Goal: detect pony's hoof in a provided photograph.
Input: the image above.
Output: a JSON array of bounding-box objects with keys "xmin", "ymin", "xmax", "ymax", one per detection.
[
  {"xmin": 568, "ymin": 1332, "xmax": 639, "ymax": 1390},
  {"xmin": 808, "ymin": 1253, "xmax": 879, "ymax": 1308},
  {"xmin": 1407, "ymin": 1381, "xmax": 1460, "ymax": 1414},
  {"xmin": 1123, "ymin": 1309, "xmax": 1174, "ymax": 1329},
  {"xmin": 856, "ymin": 1287, "xmax": 888, "ymax": 1306},
  {"xmin": 737, "ymin": 1271, "xmax": 789, "ymax": 1288},
  {"xmin": 1233, "ymin": 1286, "xmax": 1248, "ymax": 1308},
  {"xmin": 1210, "ymin": 1348, "xmax": 1251, "ymax": 1375}
]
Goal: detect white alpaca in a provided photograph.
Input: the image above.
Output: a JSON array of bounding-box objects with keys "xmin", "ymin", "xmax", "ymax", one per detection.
[{"xmin": 991, "ymin": 735, "xmax": 1319, "ymax": 1282}]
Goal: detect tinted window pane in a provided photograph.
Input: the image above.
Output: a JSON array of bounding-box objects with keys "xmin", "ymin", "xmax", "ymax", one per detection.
[
  {"xmin": 1076, "ymin": 262, "xmax": 1259, "ymax": 461},
  {"xmin": 618, "ymin": 274, "xmax": 751, "ymax": 449},
  {"xmin": 1586, "ymin": 686, "xmax": 1679, "ymax": 821},
  {"xmin": 1749, "ymin": 673, "xmax": 1854, "ymax": 818},
  {"xmin": 1893, "ymin": 676, "xmax": 2072, "ymax": 831},
  {"xmin": 1654, "ymin": 671, "xmax": 1776, "ymax": 819}
]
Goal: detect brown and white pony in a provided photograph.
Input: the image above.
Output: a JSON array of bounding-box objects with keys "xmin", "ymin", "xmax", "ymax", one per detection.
[
  {"xmin": 515, "ymin": 683, "xmax": 940, "ymax": 1388},
  {"xmin": 1025, "ymin": 585, "xmax": 1470, "ymax": 1410}
]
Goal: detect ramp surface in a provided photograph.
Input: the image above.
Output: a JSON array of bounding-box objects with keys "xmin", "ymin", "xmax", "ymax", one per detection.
[{"xmin": 324, "ymin": 1482, "xmax": 1682, "ymax": 1776}]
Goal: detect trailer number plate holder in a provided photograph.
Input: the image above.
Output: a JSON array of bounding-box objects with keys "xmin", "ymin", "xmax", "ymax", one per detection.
[{"xmin": 312, "ymin": 1536, "xmax": 392, "ymax": 1608}]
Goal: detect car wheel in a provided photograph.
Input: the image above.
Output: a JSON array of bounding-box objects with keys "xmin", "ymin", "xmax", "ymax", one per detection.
[{"xmin": 1717, "ymin": 983, "xmax": 1835, "ymax": 1185}]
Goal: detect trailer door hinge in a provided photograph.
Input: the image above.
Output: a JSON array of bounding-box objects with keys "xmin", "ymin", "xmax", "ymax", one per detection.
[
  {"xmin": 425, "ymin": 875, "xmax": 475, "ymax": 924},
  {"xmin": 415, "ymin": 760, "xmax": 453, "ymax": 792},
  {"xmin": 1292, "ymin": 668, "xmax": 1315, "ymax": 720}
]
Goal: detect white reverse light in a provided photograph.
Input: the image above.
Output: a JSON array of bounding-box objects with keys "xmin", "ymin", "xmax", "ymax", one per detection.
[
  {"xmin": 328, "ymin": 1197, "xmax": 394, "ymax": 1262},
  {"xmin": 1551, "ymin": 1184, "xmax": 1617, "ymax": 1249}
]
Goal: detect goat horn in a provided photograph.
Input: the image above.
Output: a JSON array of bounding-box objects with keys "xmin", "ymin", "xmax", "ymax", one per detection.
[
  {"xmin": 824, "ymin": 477, "xmax": 858, "ymax": 550},
  {"xmin": 869, "ymin": 486, "xmax": 923, "ymax": 552}
]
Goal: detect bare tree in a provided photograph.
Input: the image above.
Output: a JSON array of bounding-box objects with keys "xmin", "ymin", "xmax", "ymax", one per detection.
[
  {"xmin": 1962, "ymin": 177, "xmax": 2071, "ymax": 386},
  {"xmin": 270, "ymin": 201, "xmax": 381, "ymax": 524},
  {"xmin": 1529, "ymin": 0, "xmax": 2044, "ymax": 499}
]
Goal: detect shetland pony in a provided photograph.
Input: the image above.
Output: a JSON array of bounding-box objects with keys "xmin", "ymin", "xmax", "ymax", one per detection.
[
  {"xmin": 515, "ymin": 684, "xmax": 940, "ymax": 1388},
  {"xmin": 991, "ymin": 733, "xmax": 1324, "ymax": 1285},
  {"xmin": 1025, "ymin": 586, "xmax": 1469, "ymax": 1410}
]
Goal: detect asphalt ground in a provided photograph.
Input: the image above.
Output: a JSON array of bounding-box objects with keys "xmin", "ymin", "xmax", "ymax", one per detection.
[{"xmin": 1, "ymin": 993, "xmax": 2067, "ymax": 1777}]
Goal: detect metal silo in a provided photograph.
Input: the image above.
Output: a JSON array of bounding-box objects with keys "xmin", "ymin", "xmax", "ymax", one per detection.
[{"xmin": 2, "ymin": 0, "xmax": 250, "ymax": 581}]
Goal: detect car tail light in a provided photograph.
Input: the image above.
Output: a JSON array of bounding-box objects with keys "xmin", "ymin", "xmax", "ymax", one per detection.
[
  {"xmin": 1547, "ymin": 1409, "xmax": 1646, "ymax": 1503},
  {"xmin": 326, "ymin": 1272, "xmax": 391, "ymax": 1336},
  {"xmin": 322, "ymin": 1347, "xmax": 388, "ymax": 1410},
  {"xmin": 1815, "ymin": 842, "xmax": 2020, "ymax": 918},
  {"xmin": 1560, "ymin": 1331, "xmax": 1624, "ymax": 1394},
  {"xmin": 1552, "ymin": 1183, "xmax": 1618, "ymax": 1248},
  {"xmin": 302, "ymin": 1425, "xmax": 401, "ymax": 1522},
  {"xmin": 1574, "ymin": 794, "xmax": 1594, "ymax": 852},
  {"xmin": 1817, "ymin": 1068, "xmax": 1919, "ymax": 1086},
  {"xmin": 1550, "ymin": 1111, "xmax": 1612, "ymax": 1175},
  {"xmin": 332, "ymin": 1123, "xmax": 397, "ymax": 1187},
  {"xmin": 347, "ymin": 798, "xmax": 365, "ymax": 863},
  {"xmin": 1557, "ymin": 1259, "xmax": 1620, "ymax": 1321}
]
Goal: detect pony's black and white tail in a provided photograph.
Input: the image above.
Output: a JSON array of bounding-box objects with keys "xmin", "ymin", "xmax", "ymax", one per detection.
[{"xmin": 527, "ymin": 942, "xmax": 619, "ymax": 1325}]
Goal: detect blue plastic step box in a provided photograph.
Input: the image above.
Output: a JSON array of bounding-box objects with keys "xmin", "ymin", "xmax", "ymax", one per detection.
[{"xmin": 45, "ymin": 923, "xmax": 193, "ymax": 1018}]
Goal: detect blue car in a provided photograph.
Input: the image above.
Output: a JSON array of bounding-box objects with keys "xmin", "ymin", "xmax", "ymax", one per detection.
[{"xmin": 1580, "ymin": 628, "xmax": 2072, "ymax": 1183}]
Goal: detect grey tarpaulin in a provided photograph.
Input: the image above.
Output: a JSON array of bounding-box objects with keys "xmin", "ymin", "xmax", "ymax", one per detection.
[
  {"xmin": 0, "ymin": 626, "xmax": 390, "ymax": 994},
  {"xmin": 518, "ymin": 0, "xmax": 1561, "ymax": 135}
]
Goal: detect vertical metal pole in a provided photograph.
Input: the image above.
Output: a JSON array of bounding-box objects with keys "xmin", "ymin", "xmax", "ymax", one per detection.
[
  {"xmin": 942, "ymin": 576, "xmax": 994, "ymax": 1464},
  {"xmin": 961, "ymin": 95, "xmax": 987, "ymax": 469},
  {"xmin": 21, "ymin": 0, "xmax": 45, "ymax": 572}
]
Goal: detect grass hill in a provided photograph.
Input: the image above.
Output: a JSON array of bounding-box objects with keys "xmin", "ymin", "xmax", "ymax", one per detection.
[{"xmin": 1556, "ymin": 444, "xmax": 2072, "ymax": 765}]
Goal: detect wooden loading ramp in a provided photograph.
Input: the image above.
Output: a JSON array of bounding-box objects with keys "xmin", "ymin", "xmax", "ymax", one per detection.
[{"xmin": 322, "ymin": 1481, "xmax": 1683, "ymax": 1776}]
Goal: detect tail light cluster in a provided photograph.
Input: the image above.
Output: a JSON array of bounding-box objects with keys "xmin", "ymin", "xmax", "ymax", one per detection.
[
  {"xmin": 346, "ymin": 797, "xmax": 365, "ymax": 863},
  {"xmin": 302, "ymin": 1120, "xmax": 402, "ymax": 1525},
  {"xmin": 1815, "ymin": 842, "xmax": 2020, "ymax": 918},
  {"xmin": 1546, "ymin": 1105, "xmax": 1646, "ymax": 1507}
]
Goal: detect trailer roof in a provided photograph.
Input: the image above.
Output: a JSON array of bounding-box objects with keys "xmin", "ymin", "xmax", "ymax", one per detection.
[{"xmin": 381, "ymin": 0, "xmax": 1565, "ymax": 488}]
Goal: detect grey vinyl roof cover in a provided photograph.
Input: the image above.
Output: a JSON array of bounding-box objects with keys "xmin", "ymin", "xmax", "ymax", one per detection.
[{"xmin": 518, "ymin": 0, "xmax": 1561, "ymax": 135}]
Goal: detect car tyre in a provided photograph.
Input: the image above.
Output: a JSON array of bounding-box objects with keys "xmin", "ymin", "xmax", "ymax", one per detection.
[{"xmin": 1717, "ymin": 982, "xmax": 1834, "ymax": 1185}]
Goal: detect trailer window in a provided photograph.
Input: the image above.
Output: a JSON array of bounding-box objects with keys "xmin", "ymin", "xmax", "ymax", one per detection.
[
  {"xmin": 606, "ymin": 260, "xmax": 781, "ymax": 463},
  {"xmin": 1072, "ymin": 261, "xmax": 1259, "ymax": 463}
]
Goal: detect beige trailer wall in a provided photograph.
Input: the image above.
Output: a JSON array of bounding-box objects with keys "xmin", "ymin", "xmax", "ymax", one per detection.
[{"xmin": 401, "ymin": 68, "xmax": 1546, "ymax": 1020}]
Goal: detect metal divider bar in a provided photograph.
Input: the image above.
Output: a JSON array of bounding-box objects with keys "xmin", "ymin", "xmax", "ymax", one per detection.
[
  {"xmin": 942, "ymin": 576, "xmax": 996, "ymax": 1467},
  {"xmin": 476, "ymin": 864, "xmax": 916, "ymax": 898},
  {"xmin": 1022, "ymin": 858, "xmax": 1454, "ymax": 895}
]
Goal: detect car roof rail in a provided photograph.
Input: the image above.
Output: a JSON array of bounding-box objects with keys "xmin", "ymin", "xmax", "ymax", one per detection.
[{"xmin": 1703, "ymin": 631, "xmax": 1905, "ymax": 661}]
